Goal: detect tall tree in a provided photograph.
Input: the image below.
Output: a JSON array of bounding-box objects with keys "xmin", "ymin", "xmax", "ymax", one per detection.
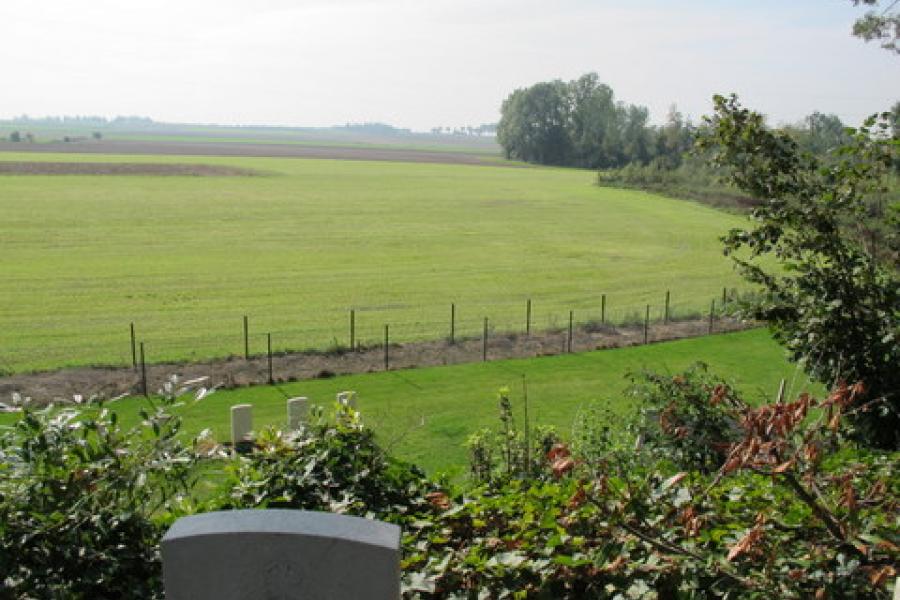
[{"xmin": 698, "ymin": 95, "xmax": 899, "ymax": 448}]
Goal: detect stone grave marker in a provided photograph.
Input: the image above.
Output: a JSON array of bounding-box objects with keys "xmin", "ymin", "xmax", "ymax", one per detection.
[
  {"xmin": 230, "ymin": 404, "xmax": 253, "ymax": 453},
  {"xmin": 337, "ymin": 390, "xmax": 357, "ymax": 409},
  {"xmin": 161, "ymin": 509, "xmax": 401, "ymax": 600},
  {"xmin": 287, "ymin": 396, "xmax": 308, "ymax": 430}
]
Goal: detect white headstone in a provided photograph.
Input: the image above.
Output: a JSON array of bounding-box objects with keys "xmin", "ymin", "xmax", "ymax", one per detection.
[
  {"xmin": 161, "ymin": 510, "xmax": 401, "ymax": 600},
  {"xmin": 337, "ymin": 390, "xmax": 357, "ymax": 409},
  {"xmin": 230, "ymin": 404, "xmax": 253, "ymax": 451},
  {"xmin": 287, "ymin": 397, "xmax": 309, "ymax": 430}
]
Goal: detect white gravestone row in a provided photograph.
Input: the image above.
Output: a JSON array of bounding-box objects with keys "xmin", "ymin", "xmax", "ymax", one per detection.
[
  {"xmin": 161, "ymin": 509, "xmax": 401, "ymax": 600},
  {"xmin": 231, "ymin": 393, "xmax": 359, "ymax": 449}
]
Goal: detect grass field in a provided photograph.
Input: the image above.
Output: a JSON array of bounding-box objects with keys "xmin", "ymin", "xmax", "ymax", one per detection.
[
  {"xmin": 0, "ymin": 122, "xmax": 503, "ymax": 153},
  {"xmin": 0, "ymin": 330, "xmax": 821, "ymax": 477},
  {"xmin": 0, "ymin": 151, "xmax": 750, "ymax": 373}
]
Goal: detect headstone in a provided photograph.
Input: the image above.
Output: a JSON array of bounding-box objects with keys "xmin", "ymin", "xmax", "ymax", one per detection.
[
  {"xmin": 161, "ymin": 509, "xmax": 401, "ymax": 600},
  {"xmin": 337, "ymin": 390, "xmax": 357, "ymax": 409},
  {"xmin": 287, "ymin": 396, "xmax": 309, "ymax": 430},
  {"xmin": 230, "ymin": 404, "xmax": 253, "ymax": 453}
]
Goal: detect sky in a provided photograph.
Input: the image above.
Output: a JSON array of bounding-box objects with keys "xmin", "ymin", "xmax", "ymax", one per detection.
[{"xmin": 1, "ymin": 0, "xmax": 898, "ymax": 131}]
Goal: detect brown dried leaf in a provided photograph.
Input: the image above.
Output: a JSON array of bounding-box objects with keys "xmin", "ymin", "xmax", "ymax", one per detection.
[{"xmin": 425, "ymin": 491, "xmax": 452, "ymax": 510}]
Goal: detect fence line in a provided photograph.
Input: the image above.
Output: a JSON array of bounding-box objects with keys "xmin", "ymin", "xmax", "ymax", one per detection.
[{"xmin": 0, "ymin": 287, "xmax": 753, "ymax": 374}]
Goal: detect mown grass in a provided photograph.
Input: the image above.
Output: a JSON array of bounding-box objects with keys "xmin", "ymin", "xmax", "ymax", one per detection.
[
  {"xmin": 0, "ymin": 152, "xmax": 751, "ymax": 373},
  {"xmin": 0, "ymin": 330, "xmax": 821, "ymax": 477}
]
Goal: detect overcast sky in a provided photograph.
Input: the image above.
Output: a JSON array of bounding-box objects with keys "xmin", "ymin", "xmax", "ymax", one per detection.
[{"xmin": 1, "ymin": 0, "xmax": 898, "ymax": 131}]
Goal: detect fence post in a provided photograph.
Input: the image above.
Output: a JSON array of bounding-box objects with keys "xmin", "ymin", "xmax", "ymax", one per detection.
[
  {"xmin": 722, "ymin": 287, "xmax": 727, "ymax": 309},
  {"xmin": 644, "ymin": 305, "xmax": 650, "ymax": 344},
  {"xmin": 450, "ymin": 303, "xmax": 455, "ymax": 345},
  {"xmin": 267, "ymin": 333, "xmax": 273, "ymax": 385},
  {"xmin": 140, "ymin": 342, "xmax": 148, "ymax": 397},
  {"xmin": 130, "ymin": 322, "xmax": 137, "ymax": 369},
  {"xmin": 526, "ymin": 298, "xmax": 532, "ymax": 336},
  {"xmin": 349, "ymin": 309, "xmax": 355, "ymax": 351},
  {"xmin": 567, "ymin": 310, "xmax": 573, "ymax": 353},
  {"xmin": 483, "ymin": 317, "xmax": 488, "ymax": 362},
  {"xmin": 384, "ymin": 325, "xmax": 389, "ymax": 371},
  {"xmin": 664, "ymin": 291, "xmax": 670, "ymax": 324},
  {"xmin": 709, "ymin": 300, "xmax": 715, "ymax": 334},
  {"xmin": 243, "ymin": 315, "xmax": 249, "ymax": 360},
  {"xmin": 601, "ymin": 294, "xmax": 606, "ymax": 325}
]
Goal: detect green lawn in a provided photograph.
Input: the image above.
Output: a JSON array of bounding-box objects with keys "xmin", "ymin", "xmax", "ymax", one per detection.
[
  {"xmin": 0, "ymin": 330, "xmax": 820, "ymax": 477},
  {"xmin": 0, "ymin": 152, "xmax": 750, "ymax": 373}
]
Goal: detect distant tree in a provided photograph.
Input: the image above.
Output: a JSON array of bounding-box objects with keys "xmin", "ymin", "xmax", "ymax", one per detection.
[
  {"xmin": 498, "ymin": 74, "xmax": 669, "ymax": 168},
  {"xmin": 787, "ymin": 112, "xmax": 851, "ymax": 156},
  {"xmin": 567, "ymin": 73, "xmax": 619, "ymax": 168},
  {"xmin": 851, "ymin": 0, "xmax": 900, "ymax": 53},
  {"xmin": 654, "ymin": 105, "xmax": 694, "ymax": 168},
  {"xmin": 8, "ymin": 131, "xmax": 21, "ymax": 142},
  {"xmin": 92, "ymin": 131, "xmax": 102, "ymax": 140},
  {"xmin": 622, "ymin": 105, "xmax": 653, "ymax": 165},
  {"xmin": 497, "ymin": 81, "xmax": 571, "ymax": 164}
]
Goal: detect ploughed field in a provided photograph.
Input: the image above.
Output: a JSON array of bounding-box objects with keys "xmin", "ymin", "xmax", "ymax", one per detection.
[{"xmin": 0, "ymin": 151, "xmax": 748, "ymax": 374}]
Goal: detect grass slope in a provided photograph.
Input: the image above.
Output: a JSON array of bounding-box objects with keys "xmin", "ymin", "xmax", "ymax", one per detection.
[
  {"xmin": 0, "ymin": 152, "xmax": 749, "ymax": 373},
  {"xmin": 0, "ymin": 330, "xmax": 820, "ymax": 477}
]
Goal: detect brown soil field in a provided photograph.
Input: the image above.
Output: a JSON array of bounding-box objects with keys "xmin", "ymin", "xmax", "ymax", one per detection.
[
  {"xmin": 0, "ymin": 140, "xmax": 509, "ymax": 167},
  {"xmin": 0, "ymin": 161, "xmax": 261, "ymax": 176},
  {"xmin": 0, "ymin": 319, "xmax": 751, "ymax": 406}
]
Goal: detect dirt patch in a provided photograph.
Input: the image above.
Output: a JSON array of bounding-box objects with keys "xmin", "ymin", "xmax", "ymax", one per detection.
[
  {"xmin": 0, "ymin": 318, "xmax": 753, "ymax": 406},
  {"xmin": 0, "ymin": 161, "xmax": 262, "ymax": 176},
  {"xmin": 0, "ymin": 140, "xmax": 512, "ymax": 167}
]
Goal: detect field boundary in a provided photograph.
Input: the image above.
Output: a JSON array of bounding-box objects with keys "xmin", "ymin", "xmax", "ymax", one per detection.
[
  {"xmin": 0, "ymin": 140, "xmax": 511, "ymax": 167},
  {"xmin": 0, "ymin": 315, "xmax": 753, "ymax": 406}
]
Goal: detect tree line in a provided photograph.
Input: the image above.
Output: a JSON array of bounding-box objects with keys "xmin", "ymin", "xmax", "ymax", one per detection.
[
  {"xmin": 497, "ymin": 72, "xmax": 893, "ymax": 170},
  {"xmin": 497, "ymin": 73, "xmax": 692, "ymax": 168}
]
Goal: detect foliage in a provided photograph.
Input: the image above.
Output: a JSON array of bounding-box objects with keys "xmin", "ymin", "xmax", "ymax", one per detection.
[
  {"xmin": 403, "ymin": 372, "xmax": 899, "ymax": 599},
  {"xmin": 497, "ymin": 73, "xmax": 692, "ymax": 168},
  {"xmin": 598, "ymin": 157, "xmax": 761, "ymax": 212},
  {"xmin": 0, "ymin": 369, "xmax": 895, "ymax": 599},
  {"xmin": 697, "ymin": 94, "xmax": 900, "ymax": 448},
  {"xmin": 0, "ymin": 396, "xmax": 196, "ymax": 599},
  {"xmin": 598, "ymin": 111, "xmax": 877, "ymax": 214},
  {"xmin": 465, "ymin": 387, "xmax": 560, "ymax": 484},
  {"xmin": 851, "ymin": 0, "xmax": 900, "ymax": 53},
  {"xmin": 626, "ymin": 363, "xmax": 743, "ymax": 472},
  {"xmin": 223, "ymin": 402, "xmax": 433, "ymax": 521}
]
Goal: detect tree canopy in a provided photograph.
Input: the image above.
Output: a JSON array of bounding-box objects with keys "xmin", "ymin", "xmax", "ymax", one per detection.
[
  {"xmin": 851, "ymin": 0, "xmax": 900, "ymax": 53},
  {"xmin": 697, "ymin": 95, "xmax": 899, "ymax": 449},
  {"xmin": 497, "ymin": 74, "xmax": 692, "ymax": 169}
]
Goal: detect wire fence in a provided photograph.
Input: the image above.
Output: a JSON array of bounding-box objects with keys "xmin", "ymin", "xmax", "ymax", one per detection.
[{"xmin": 0, "ymin": 286, "xmax": 753, "ymax": 379}]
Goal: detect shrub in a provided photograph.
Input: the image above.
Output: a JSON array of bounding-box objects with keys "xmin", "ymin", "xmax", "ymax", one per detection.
[
  {"xmin": 223, "ymin": 402, "xmax": 433, "ymax": 521},
  {"xmin": 465, "ymin": 388, "xmax": 559, "ymax": 485},
  {"xmin": 404, "ymin": 372, "xmax": 899, "ymax": 599},
  {"xmin": 0, "ymin": 398, "xmax": 196, "ymax": 599},
  {"xmin": 627, "ymin": 363, "xmax": 743, "ymax": 471}
]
